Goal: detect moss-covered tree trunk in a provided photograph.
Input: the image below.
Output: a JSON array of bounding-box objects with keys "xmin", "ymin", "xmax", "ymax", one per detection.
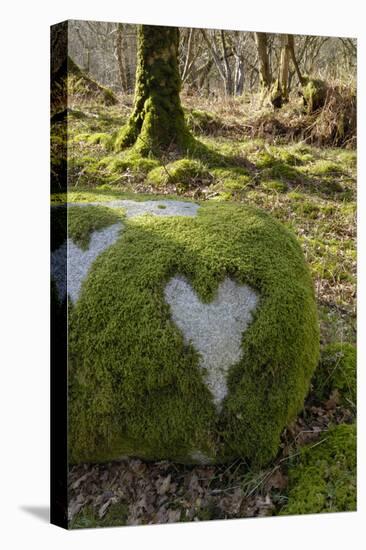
[{"xmin": 115, "ymin": 25, "xmax": 192, "ymax": 155}]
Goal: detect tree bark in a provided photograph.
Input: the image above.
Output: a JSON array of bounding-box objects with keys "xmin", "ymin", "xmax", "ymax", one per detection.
[
  {"xmin": 279, "ymin": 34, "xmax": 290, "ymax": 102},
  {"xmin": 116, "ymin": 23, "xmax": 128, "ymax": 93},
  {"xmin": 254, "ymin": 32, "xmax": 272, "ymax": 89},
  {"xmin": 181, "ymin": 28, "xmax": 195, "ymax": 82},
  {"xmin": 220, "ymin": 30, "xmax": 234, "ymax": 95},
  {"xmin": 115, "ymin": 25, "xmax": 192, "ymax": 155},
  {"xmin": 234, "ymin": 54, "xmax": 244, "ymax": 95},
  {"xmin": 287, "ymin": 34, "xmax": 305, "ymax": 86}
]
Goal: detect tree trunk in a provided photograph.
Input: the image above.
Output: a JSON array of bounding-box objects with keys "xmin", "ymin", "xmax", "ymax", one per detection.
[
  {"xmin": 255, "ymin": 32, "xmax": 272, "ymax": 89},
  {"xmin": 115, "ymin": 25, "xmax": 192, "ymax": 155},
  {"xmin": 288, "ymin": 34, "xmax": 305, "ymax": 86},
  {"xmin": 271, "ymin": 34, "xmax": 304, "ymax": 108},
  {"xmin": 201, "ymin": 30, "xmax": 234, "ymax": 96},
  {"xmin": 234, "ymin": 54, "xmax": 244, "ymax": 95},
  {"xmin": 279, "ymin": 34, "xmax": 290, "ymax": 102},
  {"xmin": 116, "ymin": 23, "xmax": 128, "ymax": 93},
  {"xmin": 181, "ymin": 28, "xmax": 195, "ymax": 83},
  {"xmin": 220, "ymin": 30, "xmax": 234, "ymax": 95}
]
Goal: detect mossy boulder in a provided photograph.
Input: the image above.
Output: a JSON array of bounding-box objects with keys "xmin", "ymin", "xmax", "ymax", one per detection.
[
  {"xmin": 281, "ymin": 423, "xmax": 356, "ymax": 515},
  {"xmin": 52, "ymin": 199, "xmax": 319, "ymax": 466}
]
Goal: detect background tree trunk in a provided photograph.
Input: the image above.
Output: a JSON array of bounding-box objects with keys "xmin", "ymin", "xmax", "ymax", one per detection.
[
  {"xmin": 255, "ymin": 32, "xmax": 272, "ymax": 90},
  {"xmin": 116, "ymin": 24, "xmax": 128, "ymax": 93},
  {"xmin": 279, "ymin": 34, "xmax": 290, "ymax": 102},
  {"xmin": 115, "ymin": 25, "xmax": 192, "ymax": 155},
  {"xmin": 288, "ymin": 34, "xmax": 305, "ymax": 86}
]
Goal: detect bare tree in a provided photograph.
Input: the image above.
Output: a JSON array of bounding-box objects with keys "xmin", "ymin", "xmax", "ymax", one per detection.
[
  {"xmin": 201, "ymin": 29, "xmax": 235, "ymax": 95},
  {"xmin": 115, "ymin": 24, "xmax": 133, "ymax": 93}
]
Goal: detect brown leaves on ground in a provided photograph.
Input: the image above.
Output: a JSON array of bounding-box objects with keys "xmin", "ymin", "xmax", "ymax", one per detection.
[{"xmin": 68, "ymin": 456, "xmax": 279, "ymax": 526}]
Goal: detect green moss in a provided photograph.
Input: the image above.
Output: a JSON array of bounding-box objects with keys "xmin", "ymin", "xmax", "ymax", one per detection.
[
  {"xmin": 67, "ymin": 156, "xmax": 114, "ymax": 188},
  {"xmin": 281, "ymin": 424, "xmax": 356, "ymax": 515},
  {"xmin": 185, "ymin": 109, "xmax": 222, "ymax": 135},
  {"xmin": 52, "ymin": 189, "xmax": 196, "ymax": 205},
  {"xmin": 302, "ymin": 78, "xmax": 327, "ymax": 113},
  {"xmin": 211, "ymin": 167, "xmax": 251, "ymax": 191},
  {"xmin": 147, "ymin": 159, "xmax": 212, "ymax": 189},
  {"xmin": 256, "ymin": 151, "xmax": 302, "ymax": 182},
  {"xmin": 261, "ymin": 180, "xmax": 288, "ymax": 192},
  {"xmin": 267, "ymin": 163, "xmax": 301, "ymax": 182},
  {"xmin": 303, "ymin": 236, "xmax": 355, "ymax": 288},
  {"xmin": 274, "ymin": 149, "xmax": 306, "ymax": 166},
  {"xmin": 309, "ymin": 160, "xmax": 344, "ymax": 176},
  {"xmin": 256, "ymin": 151, "xmax": 278, "ymax": 169},
  {"xmin": 69, "ymin": 502, "xmax": 129, "ymax": 529},
  {"xmin": 68, "ymin": 201, "xmax": 319, "ymax": 466},
  {"xmin": 333, "ymin": 149, "xmax": 357, "ymax": 170},
  {"xmin": 295, "ymin": 201, "xmax": 320, "ymax": 216},
  {"xmin": 98, "ymin": 152, "xmax": 160, "ymax": 176},
  {"xmin": 68, "ymin": 205, "xmax": 123, "ymax": 250},
  {"xmin": 74, "ymin": 133, "xmax": 113, "ymax": 149},
  {"xmin": 312, "ymin": 343, "xmax": 356, "ymax": 408},
  {"xmin": 86, "ymin": 133, "xmax": 113, "ymax": 147},
  {"xmin": 286, "ymin": 145, "xmax": 316, "ymax": 164}
]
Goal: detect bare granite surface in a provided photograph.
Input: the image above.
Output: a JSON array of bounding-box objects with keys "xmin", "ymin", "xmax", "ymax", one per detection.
[{"xmin": 164, "ymin": 276, "xmax": 259, "ymax": 408}]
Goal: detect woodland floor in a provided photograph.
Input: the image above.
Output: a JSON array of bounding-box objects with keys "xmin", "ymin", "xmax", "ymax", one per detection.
[{"xmin": 53, "ymin": 91, "xmax": 357, "ymax": 528}]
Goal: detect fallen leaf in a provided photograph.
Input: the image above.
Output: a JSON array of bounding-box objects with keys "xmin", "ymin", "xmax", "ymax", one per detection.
[
  {"xmin": 266, "ymin": 468, "xmax": 288, "ymax": 491},
  {"xmin": 98, "ymin": 499, "xmax": 112, "ymax": 519},
  {"xmin": 325, "ymin": 389, "xmax": 340, "ymax": 410},
  {"xmin": 157, "ymin": 474, "xmax": 171, "ymax": 495},
  {"xmin": 167, "ymin": 509, "xmax": 181, "ymax": 523}
]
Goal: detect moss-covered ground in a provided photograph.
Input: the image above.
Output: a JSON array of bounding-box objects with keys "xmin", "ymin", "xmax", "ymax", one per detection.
[
  {"xmin": 52, "ymin": 91, "xmax": 356, "ymax": 526},
  {"xmin": 280, "ymin": 424, "xmax": 356, "ymax": 515}
]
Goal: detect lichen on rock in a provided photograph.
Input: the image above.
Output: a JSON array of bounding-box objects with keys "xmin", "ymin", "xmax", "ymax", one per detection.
[{"xmin": 164, "ymin": 275, "xmax": 259, "ymax": 408}]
